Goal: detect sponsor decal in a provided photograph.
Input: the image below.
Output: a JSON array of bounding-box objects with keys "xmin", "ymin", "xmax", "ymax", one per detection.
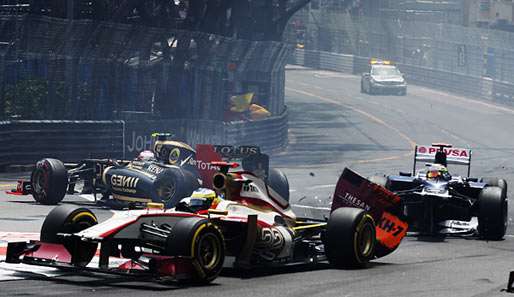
[
  {"xmin": 127, "ymin": 131, "xmax": 152, "ymax": 153},
  {"xmin": 337, "ymin": 192, "xmax": 371, "ymax": 212},
  {"xmin": 213, "ymin": 145, "xmax": 260, "ymax": 158},
  {"xmin": 146, "ymin": 164, "xmax": 164, "ymax": 175},
  {"xmin": 110, "ymin": 175, "xmax": 140, "ymax": 192},
  {"xmin": 416, "ymin": 146, "xmax": 470, "ymax": 158},
  {"xmin": 188, "ymin": 159, "xmax": 220, "ymax": 171},
  {"xmin": 168, "ymin": 148, "xmax": 181, "ymax": 165},
  {"xmin": 242, "ymin": 183, "xmax": 259, "ymax": 193},
  {"xmin": 375, "ymin": 212, "xmax": 408, "ymax": 249}
]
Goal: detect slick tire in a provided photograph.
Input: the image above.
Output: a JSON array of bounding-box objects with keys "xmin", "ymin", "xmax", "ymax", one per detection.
[
  {"xmin": 31, "ymin": 158, "xmax": 68, "ymax": 205},
  {"xmin": 480, "ymin": 177, "xmax": 507, "ymax": 197},
  {"xmin": 325, "ymin": 207, "xmax": 376, "ymax": 268},
  {"xmin": 478, "ymin": 186, "xmax": 507, "ymax": 240},
  {"xmin": 40, "ymin": 205, "xmax": 98, "ymax": 266},
  {"xmin": 166, "ymin": 217, "xmax": 225, "ymax": 284},
  {"xmin": 153, "ymin": 168, "xmax": 192, "ymax": 208},
  {"xmin": 267, "ymin": 168, "xmax": 290, "ymax": 202}
]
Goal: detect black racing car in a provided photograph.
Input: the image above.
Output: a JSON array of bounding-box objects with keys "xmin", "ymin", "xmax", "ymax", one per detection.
[
  {"xmin": 11, "ymin": 134, "xmax": 289, "ymax": 209},
  {"xmin": 24, "ymin": 133, "xmax": 204, "ymax": 208},
  {"xmin": 369, "ymin": 143, "xmax": 508, "ymax": 240}
]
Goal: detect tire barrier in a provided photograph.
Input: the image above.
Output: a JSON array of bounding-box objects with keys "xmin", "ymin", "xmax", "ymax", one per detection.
[{"xmin": 0, "ymin": 111, "xmax": 288, "ymax": 171}]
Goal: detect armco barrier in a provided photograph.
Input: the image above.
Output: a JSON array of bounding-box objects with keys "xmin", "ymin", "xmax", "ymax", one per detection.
[
  {"xmin": 1, "ymin": 111, "xmax": 289, "ymax": 170},
  {"xmin": 0, "ymin": 121, "xmax": 124, "ymax": 170},
  {"xmin": 224, "ymin": 108, "xmax": 288, "ymax": 153},
  {"xmin": 290, "ymin": 49, "xmax": 514, "ymax": 107}
]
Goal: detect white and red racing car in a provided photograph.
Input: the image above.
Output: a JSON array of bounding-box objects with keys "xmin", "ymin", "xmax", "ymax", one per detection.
[{"xmin": 6, "ymin": 161, "xmax": 408, "ymax": 283}]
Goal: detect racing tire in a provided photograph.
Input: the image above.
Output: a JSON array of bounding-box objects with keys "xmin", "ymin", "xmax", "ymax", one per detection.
[
  {"xmin": 165, "ymin": 217, "xmax": 225, "ymax": 284},
  {"xmin": 267, "ymin": 168, "xmax": 290, "ymax": 202},
  {"xmin": 480, "ymin": 177, "xmax": 507, "ymax": 197},
  {"xmin": 153, "ymin": 168, "xmax": 194, "ymax": 208},
  {"xmin": 478, "ymin": 186, "xmax": 508, "ymax": 240},
  {"xmin": 31, "ymin": 158, "xmax": 68, "ymax": 205},
  {"xmin": 40, "ymin": 205, "xmax": 98, "ymax": 266},
  {"xmin": 325, "ymin": 207, "xmax": 376, "ymax": 268},
  {"xmin": 368, "ymin": 175, "xmax": 387, "ymax": 188}
]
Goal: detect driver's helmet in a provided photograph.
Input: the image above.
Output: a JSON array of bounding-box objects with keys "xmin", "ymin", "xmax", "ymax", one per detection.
[
  {"xmin": 136, "ymin": 150, "xmax": 155, "ymax": 161},
  {"xmin": 426, "ymin": 164, "xmax": 450, "ymax": 181}
]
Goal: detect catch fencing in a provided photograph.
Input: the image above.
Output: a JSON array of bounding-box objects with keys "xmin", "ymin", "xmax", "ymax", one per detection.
[
  {"xmin": 286, "ymin": 12, "xmax": 514, "ymax": 82},
  {"xmin": 0, "ymin": 15, "xmax": 291, "ymax": 121},
  {"xmin": 285, "ymin": 11, "xmax": 514, "ymax": 106},
  {"xmin": 290, "ymin": 49, "xmax": 514, "ymax": 108}
]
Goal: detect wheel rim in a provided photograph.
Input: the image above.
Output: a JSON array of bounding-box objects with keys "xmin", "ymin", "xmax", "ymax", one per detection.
[
  {"xmin": 33, "ymin": 169, "xmax": 47, "ymax": 196},
  {"xmin": 357, "ymin": 221, "xmax": 374, "ymax": 258},
  {"xmin": 197, "ymin": 233, "xmax": 221, "ymax": 270},
  {"xmin": 159, "ymin": 181, "xmax": 176, "ymax": 202}
]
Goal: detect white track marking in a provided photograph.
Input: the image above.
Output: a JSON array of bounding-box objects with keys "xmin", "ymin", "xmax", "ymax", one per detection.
[
  {"xmin": 0, "ymin": 232, "xmax": 39, "ymax": 242},
  {"xmin": 291, "ymin": 204, "xmax": 331, "ymax": 211},
  {"xmin": 307, "ymin": 184, "xmax": 335, "ymax": 190}
]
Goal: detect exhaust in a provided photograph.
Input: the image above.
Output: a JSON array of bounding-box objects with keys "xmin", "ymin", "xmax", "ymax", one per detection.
[{"xmin": 213, "ymin": 173, "xmax": 227, "ymax": 191}]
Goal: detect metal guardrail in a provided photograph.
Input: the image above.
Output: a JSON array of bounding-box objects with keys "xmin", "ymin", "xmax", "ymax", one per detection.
[
  {"xmin": 290, "ymin": 49, "xmax": 514, "ymax": 107},
  {"xmin": 0, "ymin": 111, "xmax": 289, "ymax": 170},
  {"xmin": 224, "ymin": 108, "xmax": 288, "ymax": 153},
  {"xmin": 0, "ymin": 121, "xmax": 124, "ymax": 169}
]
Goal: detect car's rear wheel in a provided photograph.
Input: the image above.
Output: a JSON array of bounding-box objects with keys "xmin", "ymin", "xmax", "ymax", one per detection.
[
  {"xmin": 325, "ymin": 207, "xmax": 376, "ymax": 268},
  {"xmin": 478, "ymin": 186, "xmax": 507, "ymax": 240},
  {"xmin": 165, "ymin": 217, "xmax": 225, "ymax": 283},
  {"xmin": 40, "ymin": 205, "xmax": 98, "ymax": 266},
  {"xmin": 154, "ymin": 168, "xmax": 195, "ymax": 208},
  {"xmin": 267, "ymin": 168, "xmax": 290, "ymax": 202},
  {"xmin": 31, "ymin": 158, "xmax": 68, "ymax": 205}
]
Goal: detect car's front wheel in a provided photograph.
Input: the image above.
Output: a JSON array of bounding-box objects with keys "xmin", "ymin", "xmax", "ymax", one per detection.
[
  {"xmin": 40, "ymin": 205, "xmax": 98, "ymax": 266},
  {"xmin": 478, "ymin": 186, "xmax": 508, "ymax": 240},
  {"xmin": 165, "ymin": 218, "xmax": 225, "ymax": 283}
]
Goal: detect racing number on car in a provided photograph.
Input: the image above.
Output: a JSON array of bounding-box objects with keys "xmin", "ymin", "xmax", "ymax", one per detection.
[{"xmin": 376, "ymin": 212, "xmax": 408, "ymax": 249}]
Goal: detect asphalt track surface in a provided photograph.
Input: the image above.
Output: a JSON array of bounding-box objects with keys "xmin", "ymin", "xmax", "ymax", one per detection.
[{"xmin": 1, "ymin": 67, "xmax": 514, "ymax": 296}]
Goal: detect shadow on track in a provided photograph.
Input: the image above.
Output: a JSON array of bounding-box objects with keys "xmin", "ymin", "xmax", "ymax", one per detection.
[{"xmin": 8, "ymin": 271, "xmax": 220, "ymax": 291}]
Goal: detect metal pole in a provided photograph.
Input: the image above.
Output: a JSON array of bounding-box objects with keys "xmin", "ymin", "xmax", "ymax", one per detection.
[{"xmin": 65, "ymin": 0, "xmax": 75, "ymax": 119}]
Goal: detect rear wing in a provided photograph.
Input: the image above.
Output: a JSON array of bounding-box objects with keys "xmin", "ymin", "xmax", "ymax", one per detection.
[{"xmin": 413, "ymin": 144, "xmax": 472, "ymax": 176}]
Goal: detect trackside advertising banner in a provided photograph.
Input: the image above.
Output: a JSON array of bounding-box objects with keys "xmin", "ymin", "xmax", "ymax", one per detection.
[
  {"xmin": 415, "ymin": 145, "xmax": 471, "ymax": 165},
  {"xmin": 332, "ymin": 168, "xmax": 408, "ymax": 258}
]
